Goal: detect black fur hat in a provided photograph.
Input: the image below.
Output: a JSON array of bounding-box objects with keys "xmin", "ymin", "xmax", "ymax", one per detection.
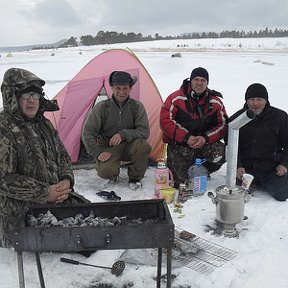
[{"xmin": 109, "ymin": 71, "xmax": 137, "ymax": 87}]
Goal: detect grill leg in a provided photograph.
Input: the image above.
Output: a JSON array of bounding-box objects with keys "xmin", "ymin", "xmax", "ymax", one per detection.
[
  {"xmin": 156, "ymin": 248, "xmax": 162, "ymax": 288},
  {"xmin": 17, "ymin": 252, "xmax": 25, "ymax": 288},
  {"xmin": 166, "ymin": 247, "xmax": 172, "ymax": 288},
  {"xmin": 35, "ymin": 252, "xmax": 46, "ymax": 288}
]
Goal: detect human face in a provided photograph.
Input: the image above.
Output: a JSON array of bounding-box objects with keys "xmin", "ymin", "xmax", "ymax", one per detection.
[
  {"xmin": 191, "ymin": 77, "xmax": 208, "ymax": 95},
  {"xmin": 246, "ymin": 98, "xmax": 267, "ymax": 115},
  {"xmin": 111, "ymin": 84, "xmax": 132, "ymax": 104},
  {"xmin": 18, "ymin": 92, "xmax": 40, "ymax": 118}
]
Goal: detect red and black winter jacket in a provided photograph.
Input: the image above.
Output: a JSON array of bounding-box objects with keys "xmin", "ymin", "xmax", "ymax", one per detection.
[{"xmin": 160, "ymin": 79, "xmax": 228, "ymax": 145}]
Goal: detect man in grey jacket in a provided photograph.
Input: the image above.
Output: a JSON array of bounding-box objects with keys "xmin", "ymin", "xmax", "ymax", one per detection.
[{"xmin": 82, "ymin": 71, "xmax": 152, "ymax": 190}]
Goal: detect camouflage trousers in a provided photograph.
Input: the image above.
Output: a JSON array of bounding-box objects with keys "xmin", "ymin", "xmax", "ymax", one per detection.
[{"xmin": 167, "ymin": 141, "xmax": 226, "ymax": 188}]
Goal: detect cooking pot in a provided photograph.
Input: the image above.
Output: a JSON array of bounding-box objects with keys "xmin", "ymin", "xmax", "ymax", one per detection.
[{"xmin": 208, "ymin": 185, "xmax": 246, "ymax": 225}]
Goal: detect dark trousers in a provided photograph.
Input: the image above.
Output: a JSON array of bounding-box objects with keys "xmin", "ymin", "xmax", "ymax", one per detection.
[{"xmin": 255, "ymin": 172, "xmax": 288, "ymax": 201}]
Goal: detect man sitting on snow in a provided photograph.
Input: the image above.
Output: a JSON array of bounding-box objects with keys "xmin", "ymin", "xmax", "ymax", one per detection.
[
  {"xmin": 230, "ymin": 83, "xmax": 288, "ymax": 201},
  {"xmin": 82, "ymin": 71, "xmax": 152, "ymax": 190},
  {"xmin": 160, "ymin": 67, "xmax": 228, "ymax": 188}
]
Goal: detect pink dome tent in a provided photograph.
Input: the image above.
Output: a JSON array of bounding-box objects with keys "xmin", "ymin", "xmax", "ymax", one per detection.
[{"xmin": 45, "ymin": 49, "xmax": 164, "ymax": 163}]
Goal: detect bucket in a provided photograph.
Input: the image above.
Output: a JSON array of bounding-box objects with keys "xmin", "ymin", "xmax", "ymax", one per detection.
[{"xmin": 159, "ymin": 186, "xmax": 177, "ymax": 203}]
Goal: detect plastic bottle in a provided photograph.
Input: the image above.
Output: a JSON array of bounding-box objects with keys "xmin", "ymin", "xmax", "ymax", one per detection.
[
  {"xmin": 187, "ymin": 158, "xmax": 208, "ymax": 196},
  {"xmin": 154, "ymin": 160, "xmax": 173, "ymax": 197}
]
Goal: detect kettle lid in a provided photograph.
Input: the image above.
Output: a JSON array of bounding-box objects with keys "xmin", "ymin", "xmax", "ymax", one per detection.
[{"xmin": 215, "ymin": 185, "xmax": 246, "ymax": 199}]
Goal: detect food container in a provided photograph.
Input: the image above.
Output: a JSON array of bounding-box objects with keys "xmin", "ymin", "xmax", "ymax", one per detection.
[{"xmin": 159, "ymin": 186, "xmax": 177, "ymax": 203}]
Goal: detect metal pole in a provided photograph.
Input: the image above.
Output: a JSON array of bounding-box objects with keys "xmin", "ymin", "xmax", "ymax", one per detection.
[
  {"xmin": 226, "ymin": 110, "xmax": 255, "ymax": 188},
  {"xmin": 17, "ymin": 251, "xmax": 25, "ymax": 288},
  {"xmin": 166, "ymin": 247, "xmax": 172, "ymax": 288},
  {"xmin": 35, "ymin": 252, "xmax": 46, "ymax": 288},
  {"xmin": 156, "ymin": 248, "xmax": 162, "ymax": 288}
]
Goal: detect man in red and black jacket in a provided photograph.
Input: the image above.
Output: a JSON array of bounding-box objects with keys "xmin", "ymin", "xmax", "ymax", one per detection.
[{"xmin": 160, "ymin": 67, "xmax": 228, "ymax": 188}]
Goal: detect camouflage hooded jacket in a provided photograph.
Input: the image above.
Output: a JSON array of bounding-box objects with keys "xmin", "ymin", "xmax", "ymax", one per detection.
[{"xmin": 0, "ymin": 68, "xmax": 74, "ymax": 247}]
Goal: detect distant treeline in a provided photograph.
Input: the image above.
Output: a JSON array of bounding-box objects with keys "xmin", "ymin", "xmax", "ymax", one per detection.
[{"xmin": 32, "ymin": 27, "xmax": 288, "ymax": 50}]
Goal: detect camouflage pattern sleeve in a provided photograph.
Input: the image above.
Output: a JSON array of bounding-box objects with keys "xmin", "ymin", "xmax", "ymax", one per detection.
[{"xmin": 0, "ymin": 129, "xmax": 49, "ymax": 204}]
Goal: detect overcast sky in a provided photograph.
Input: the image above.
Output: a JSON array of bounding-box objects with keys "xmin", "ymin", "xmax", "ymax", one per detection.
[{"xmin": 1, "ymin": 0, "xmax": 287, "ymax": 47}]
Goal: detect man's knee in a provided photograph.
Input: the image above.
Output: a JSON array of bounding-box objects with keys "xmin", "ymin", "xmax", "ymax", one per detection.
[
  {"xmin": 204, "ymin": 157, "xmax": 226, "ymax": 174},
  {"xmin": 130, "ymin": 139, "xmax": 152, "ymax": 155},
  {"xmin": 273, "ymin": 195, "xmax": 287, "ymax": 202},
  {"xmin": 96, "ymin": 161, "xmax": 119, "ymax": 179}
]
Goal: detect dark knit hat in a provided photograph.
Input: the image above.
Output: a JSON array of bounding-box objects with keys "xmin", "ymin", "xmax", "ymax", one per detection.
[
  {"xmin": 190, "ymin": 67, "xmax": 209, "ymax": 82},
  {"xmin": 245, "ymin": 83, "xmax": 268, "ymax": 100},
  {"xmin": 109, "ymin": 71, "xmax": 137, "ymax": 87}
]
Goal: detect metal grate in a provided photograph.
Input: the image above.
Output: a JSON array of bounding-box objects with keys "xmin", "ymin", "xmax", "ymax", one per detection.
[{"xmin": 173, "ymin": 229, "xmax": 237, "ymax": 275}]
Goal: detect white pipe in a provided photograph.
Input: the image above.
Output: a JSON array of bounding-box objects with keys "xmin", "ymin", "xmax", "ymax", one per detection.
[{"xmin": 226, "ymin": 110, "xmax": 255, "ymax": 188}]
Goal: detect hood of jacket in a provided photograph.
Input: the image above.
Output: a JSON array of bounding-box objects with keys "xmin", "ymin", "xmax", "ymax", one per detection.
[{"xmin": 1, "ymin": 67, "xmax": 59, "ymax": 116}]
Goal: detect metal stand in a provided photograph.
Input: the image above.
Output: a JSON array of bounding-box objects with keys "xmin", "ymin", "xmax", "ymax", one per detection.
[
  {"xmin": 156, "ymin": 247, "xmax": 172, "ymax": 288},
  {"xmin": 17, "ymin": 252, "xmax": 46, "ymax": 288},
  {"xmin": 17, "ymin": 248, "xmax": 172, "ymax": 288},
  {"xmin": 35, "ymin": 252, "xmax": 46, "ymax": 288},
  {"xmin": 166, "ymin": 247, "xmax": 172, "ymax": 288},
  {"xmin": 223, "ymin": 223, "xmax": 238, "ymax": 237},
  {"xmin": 157, "ymin": 248, "xmax": 162, "ymax": 288},
  {"xmin": 17, "ymin": 252, "xmax": 25, "ymax": 288}
]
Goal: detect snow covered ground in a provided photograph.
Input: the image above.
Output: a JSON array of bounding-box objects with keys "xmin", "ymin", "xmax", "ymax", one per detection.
[{"xmin": 0, "ymin": 37, "xmax": 288, "ymax": 288}]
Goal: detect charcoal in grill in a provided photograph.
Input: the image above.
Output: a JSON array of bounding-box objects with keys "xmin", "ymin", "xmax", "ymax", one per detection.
[{"xmin": 26, "ymin": 210, "xmax": 128, "ymax": 228}]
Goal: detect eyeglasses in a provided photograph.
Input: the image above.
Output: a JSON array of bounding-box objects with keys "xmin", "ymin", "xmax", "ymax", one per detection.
[{"xmin": 19, "ymin": 92, "xmax": 41, "ymax": 100}]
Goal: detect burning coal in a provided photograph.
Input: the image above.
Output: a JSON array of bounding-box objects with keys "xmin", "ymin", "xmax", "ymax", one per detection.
[{"xmin": 26, "ymin": 210, "xmax": 158, "ymax": 228}]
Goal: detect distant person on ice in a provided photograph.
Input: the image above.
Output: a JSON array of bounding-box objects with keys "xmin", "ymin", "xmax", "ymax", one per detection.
[
  {"xmin": 82, "ymin": 71, "xmax": 152, "ymax": 191},
  {"xmin": 230, "ymin": 83, "xmax": 288, "ymax": 201},
  {"xmin": 0, "ymin": 68, "xmax": 88, "ymax": 247},
  {"xmin": 160, "ymin": 67, "xmax": 228, "ymax": 188}
]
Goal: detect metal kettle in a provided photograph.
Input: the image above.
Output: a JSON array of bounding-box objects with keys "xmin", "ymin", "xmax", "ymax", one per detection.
[{"xmin": 208, "ymin": 185, "xmax": 246, "ymax": 225}]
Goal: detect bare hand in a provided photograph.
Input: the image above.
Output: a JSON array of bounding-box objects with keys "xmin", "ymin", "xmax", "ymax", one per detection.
[
  {"xmin": 236, "ymin": 167, "xmax": 246, "ymax": 180},
  {"xmin": 47, "ymin": 179, "xmax": 71, "ymax": 203},
  {"xmin": 109, "ymin": 133, "xmax": 122, "ymax": 146},
  {"xmin": 187, "ymin": 135, "xmax": 206, "ymax": 149},
  {"xmin": 98, "ymin": 151, "xmax": 112, "ymax": 161},
  {"xmin": 276, "ymin": 165, "xmax": 287, "ymax": 176},
  {"xmin": 55, "ymin": 179, "xmax": 70, "ymax": 192}
]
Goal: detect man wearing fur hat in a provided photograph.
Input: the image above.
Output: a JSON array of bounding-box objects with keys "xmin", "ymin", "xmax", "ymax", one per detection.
[
  {"xmin": 0, "ymin": 68, "xmax": 88, "ymax": 247},
  {"xmin": 160, "ymin": 67, "xmax": 228, "ymax": 188},
  {"xmin": 82, "ymin": 71, "xmax": 151, "ymax": 190},
  {"xmin": 230, "ymin": 83, "xmax": 288, "ymax": 201}
]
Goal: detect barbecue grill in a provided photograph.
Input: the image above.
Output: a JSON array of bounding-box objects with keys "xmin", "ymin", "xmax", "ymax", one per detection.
[{"xmin": 12, "ymin": 199, "xmax": 174, "ymax": 288}]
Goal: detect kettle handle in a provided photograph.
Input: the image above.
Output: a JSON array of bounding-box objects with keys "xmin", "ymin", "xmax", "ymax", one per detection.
[{"xmin": 207, "ymin": 191, "xmax": 217, "ymax": 204}]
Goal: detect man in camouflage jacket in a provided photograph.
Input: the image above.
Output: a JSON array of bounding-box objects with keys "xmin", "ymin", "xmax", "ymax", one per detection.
[{"xmin": 0, "ymin": 68, "xmax": 87, "ymax": 247}]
